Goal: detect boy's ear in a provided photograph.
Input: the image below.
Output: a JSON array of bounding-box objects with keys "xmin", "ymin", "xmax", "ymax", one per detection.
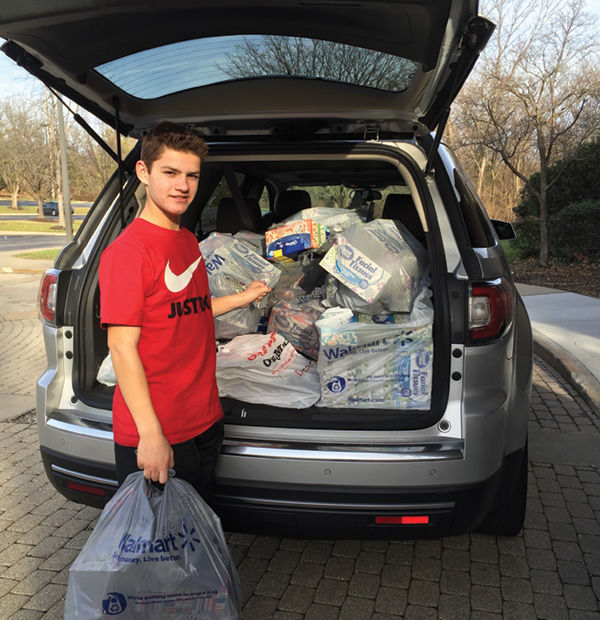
[{"xmin": 136, "ymin": 160, "xmax": 149, "ymax": 184}]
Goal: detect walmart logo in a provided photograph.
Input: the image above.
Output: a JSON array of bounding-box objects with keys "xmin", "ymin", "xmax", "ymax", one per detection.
[
  {"xmin": 117, "ymin": 522, "xmax": 200, "ymax": 555},
  {"xmin": 178, "ymin": 523, "xmax": 201, "ymax": 551}
]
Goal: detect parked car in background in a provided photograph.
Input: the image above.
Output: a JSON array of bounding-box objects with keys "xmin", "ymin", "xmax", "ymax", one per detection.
[
  {"xmin": 42, "ymin": 201, "xmax": 59, "ymax": 216},
  {"xmin": 1, "ymin": 0, "xmax": 532, "ymax": 539},
  {"xmin": 42, "ymin": 200, "xmax": 74, "ymax": 217}
]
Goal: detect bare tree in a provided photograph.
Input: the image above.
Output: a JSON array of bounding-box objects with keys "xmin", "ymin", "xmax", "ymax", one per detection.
[
  {"xmin": 0, "ymin": 96, "xmax": 56, "ymax": 217},
  {"xmin": 0, "ymin": 99, "xmax": 28, "ymax": 209},
  {"xmin": 67, "ymin": 121, "xmax": 135, "ymax": 200},
  {"xmin": 452, "ymin": 0, "xmax": 600, "ymax": 265},
  {"xmin": 219, "ymin": 36, "xmax": 416, "ymax": 91}
]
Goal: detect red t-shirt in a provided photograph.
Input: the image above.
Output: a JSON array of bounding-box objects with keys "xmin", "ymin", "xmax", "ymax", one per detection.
[{"xmin": 99, "ymin": 218, "xmax": 223, "ymax": 446}]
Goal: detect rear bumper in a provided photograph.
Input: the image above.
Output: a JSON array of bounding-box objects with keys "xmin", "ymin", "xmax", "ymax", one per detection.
[
  {"xmin": 212, "ymin": 466, "xmax": 504, "ymax": 539},
  {"xmin": 40, "ymin": 441, "xmax": 526, "ymax": 538},
  {"xmin": 40, "ymin": 447, "xmax": 118, "ymax": 508}
]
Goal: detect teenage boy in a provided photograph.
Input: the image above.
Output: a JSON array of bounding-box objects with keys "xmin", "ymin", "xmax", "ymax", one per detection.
[{"xmin": 99, "ymin": 121, "xmax": 270, "ymax": 499}]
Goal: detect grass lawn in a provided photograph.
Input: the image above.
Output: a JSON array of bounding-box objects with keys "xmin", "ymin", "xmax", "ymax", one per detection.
[
  {"xmin": 14, "ymin": 248, "xmax": 61, "ymax": 260},
  {"xmin": 0, "ymin": 220, "xmax": 81, "ymax": 233}
]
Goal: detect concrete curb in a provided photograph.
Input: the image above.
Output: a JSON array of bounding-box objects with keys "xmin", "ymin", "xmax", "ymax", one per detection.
[
  {"xmin": 1, "ymin": 266, "xmax": 49, "ymax": 274},
  {"xmin": 532, "ymin": 327, "xmax": 600, "ymax": 416},
  {"xmin": 0, "ymin": 230, "xmax": 66, "ymax": 235}
]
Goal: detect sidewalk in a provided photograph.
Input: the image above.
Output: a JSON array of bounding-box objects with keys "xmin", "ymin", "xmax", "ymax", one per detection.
[
  {"xmin": 517, "ymin": 283, "xmax": 600, "ymax": 414},
  {"xmin": 0, "ymin": 245, "xmax": 599, "ymax": 418},
  {"xmin": 0, "ymin": 239, "xmax": 64, "ymax": 275}
]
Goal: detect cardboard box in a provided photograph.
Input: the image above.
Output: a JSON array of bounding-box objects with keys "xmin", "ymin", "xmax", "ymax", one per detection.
[{"xmin": 265, "ymin": 220, "xmax": 326, "ymax": 258}]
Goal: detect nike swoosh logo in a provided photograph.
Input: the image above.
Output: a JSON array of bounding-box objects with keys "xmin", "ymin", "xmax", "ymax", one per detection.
[{"xmin": 164, "ymin": 257, "xmax": 202, "ymax": 293}]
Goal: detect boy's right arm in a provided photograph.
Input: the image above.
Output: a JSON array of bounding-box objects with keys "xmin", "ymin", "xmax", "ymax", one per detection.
[{"xmin": 107, "ymin": 325, "xmax": 174, "ymax": 484}]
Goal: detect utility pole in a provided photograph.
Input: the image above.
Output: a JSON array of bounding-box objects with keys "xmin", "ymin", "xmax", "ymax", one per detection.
[{"xmin": 55, "ymin": 97, "xmax": 73, "ymax": 242}]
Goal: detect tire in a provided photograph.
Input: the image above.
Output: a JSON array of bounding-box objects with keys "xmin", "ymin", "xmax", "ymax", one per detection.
[{"xmin": 477, "ymin": 441, "xmax": 528, "ymax": 536}]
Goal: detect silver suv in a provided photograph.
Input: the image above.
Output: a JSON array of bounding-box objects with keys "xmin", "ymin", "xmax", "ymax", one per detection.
[{"xmin": 2, "ymin": 0, "xmax": 531, "ymax": 537}]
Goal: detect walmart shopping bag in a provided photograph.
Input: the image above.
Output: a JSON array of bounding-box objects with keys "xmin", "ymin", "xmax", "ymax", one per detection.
[{"xmin": 64, "ymin": 472, "xmax": 240, "ymax": 619}]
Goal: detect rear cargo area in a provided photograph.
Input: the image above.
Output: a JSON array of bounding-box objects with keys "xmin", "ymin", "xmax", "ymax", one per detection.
[{"xmin": 81, "ymin": 152, "xmax": 447, "ymax": 430}]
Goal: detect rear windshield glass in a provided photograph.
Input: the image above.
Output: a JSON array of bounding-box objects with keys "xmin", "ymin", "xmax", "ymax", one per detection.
[{"xmin": 95, "ymin": 35, "xmax": 417, "ymax": 99}]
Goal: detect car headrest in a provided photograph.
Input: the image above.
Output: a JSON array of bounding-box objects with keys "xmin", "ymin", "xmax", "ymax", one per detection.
[
  {"xmin": 381, "ymin": 193, "xmax": 425, "ymax": 243},
  {"xmin": 216, "ymin": 197, "xmax": 265, "ymax": 234},
  {"xmin": 274, "ymin": 190, "xmax": 311, "ymax": 223}
]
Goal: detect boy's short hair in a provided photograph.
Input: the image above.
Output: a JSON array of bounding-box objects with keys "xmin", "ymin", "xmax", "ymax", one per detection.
[{"xmin": 141, "ymin": 121, "xmax": 208, "ymax": 169}]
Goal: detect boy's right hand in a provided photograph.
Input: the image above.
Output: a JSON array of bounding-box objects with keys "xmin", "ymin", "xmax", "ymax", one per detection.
[{"xmin": 137, "ymin": 431, "xmax": 174, "ymax": 484}]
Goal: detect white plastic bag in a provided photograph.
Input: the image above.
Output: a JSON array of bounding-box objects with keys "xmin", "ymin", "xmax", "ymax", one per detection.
[
  {"xmin": 199, "ymin": 233, "xmax": 281, "ymax": 337},
  {"xmin": 282, "ymin": 207, "xmax": 362, "ymax": 233},
  {"xmin": 64, "ymin": 472, "xmax": 241, "ymax": 619},
  {"xmin": 233, "ymin": 229, "xmax": 265, "ymax": 253},
  {"xmin": 216, "ymin": 332, "xmax": 320, "ymax": 408},
  {"xmin": 97, "ymin": 352, "xmax": 116, "ymax": 386},
  {"xmin": 315, "ymin": 299, "xmax": 434, "ymax": 409},
  {"xmin": 200, "ymin": 233, "xmax": 280, "ymax": 293}
]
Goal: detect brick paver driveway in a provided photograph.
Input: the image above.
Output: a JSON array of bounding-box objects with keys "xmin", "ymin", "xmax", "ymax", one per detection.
[{"xmin": 1, "ymin": 357, "xmax": 599, "ymax": 619}]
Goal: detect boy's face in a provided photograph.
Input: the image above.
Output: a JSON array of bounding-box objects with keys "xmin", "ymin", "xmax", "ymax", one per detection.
[{"xmin": 136, "ymin": 147, "xmax": 201, "ymax": 225}]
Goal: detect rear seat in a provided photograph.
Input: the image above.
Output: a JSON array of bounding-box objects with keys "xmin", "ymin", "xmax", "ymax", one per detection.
[
  {"xmin": 216, "ymin": 197, "xmax": 265, "ymax": 234},
  {"xmin": 381, "ymin": 193, "xmax": 426, "ymax": 244},
  {"xmin": 273, "ymin": 189, "xmax": 312, "ymax": 223}
]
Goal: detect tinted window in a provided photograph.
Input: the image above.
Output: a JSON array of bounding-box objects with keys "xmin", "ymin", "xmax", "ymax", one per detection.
[
  {"xmin": 453, "ymin": 170, "xmax": 495, "ymax": 248},
  {"xmin": 95, "ymin": 35, "xmax": 417, "ymax": 99}
]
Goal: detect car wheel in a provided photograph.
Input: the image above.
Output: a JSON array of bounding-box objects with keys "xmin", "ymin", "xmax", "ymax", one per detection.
[{"xmin": 477, "ymin": 441, "xmax": 528, "ymax": 536}]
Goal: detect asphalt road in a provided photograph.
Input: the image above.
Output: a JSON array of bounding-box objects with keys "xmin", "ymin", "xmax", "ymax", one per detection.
[
  {"xmin": 0, "ymin": 200, "xmax": 38, "ymax": 207},
  {"xmin": 0, "ymin": 200, "xmax": 92, "ymax": 208},
  {"xmin": 0, "ymin": 214, "xmax": 85, "ymax": 221},
  {"xmin": 0, "ymin": 234, "xmax": 67, "ymax": 252}
]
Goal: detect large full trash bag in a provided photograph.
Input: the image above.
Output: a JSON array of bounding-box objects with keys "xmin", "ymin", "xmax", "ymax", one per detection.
[
  {"xmin": 320, "ymin": 219, "xmax": 428, "ymax": 314},
  {"xmin": 64, "ymin": 472, "xmax": 241, "ymax": 619},
  {"xmin": 216, "ymin": 332, "xmax": 320, "ymax": 408},
  {"xmin": 315, "ymin": 297, "xmax": 434, "ymax": 409}
]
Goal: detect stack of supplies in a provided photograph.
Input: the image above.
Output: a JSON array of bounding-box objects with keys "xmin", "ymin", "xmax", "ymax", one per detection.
[
  {"xmin": 320, "ymin": 219, "xmax": 428, "ymax": 314},
  {"xmin": 265, "ymin": 220, "xmax": 327, "ymax": 258}
]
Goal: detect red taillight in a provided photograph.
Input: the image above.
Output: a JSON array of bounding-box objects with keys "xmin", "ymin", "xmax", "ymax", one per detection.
[
  {"xmin": 375, "ymin": 515, "xmax": 430, "ymax": 525},
  {"xmin": 66, "ymin": 480, "xmax": 107, "ymax": 496},
  {"xmin": 469, "ymin": 280, "xmax": 513, "ymax": 342},
  {"xmin": 39, "ymin": 271, "xmax": 58, "ymax": 324}
]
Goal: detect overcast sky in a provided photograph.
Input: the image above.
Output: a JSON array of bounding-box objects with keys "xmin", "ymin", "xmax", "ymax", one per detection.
[{"xmin": 1, "ymin": 0, "xmax": 600, "ymax": 102}]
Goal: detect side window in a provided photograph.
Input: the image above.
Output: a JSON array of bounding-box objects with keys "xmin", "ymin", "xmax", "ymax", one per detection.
[
  {"xmin": 288, "ymin": 185, "xmax": 353, "ymax": 209},
  {"xmin": 373, "ymin": 186, "xmax": 410, "ymax": 219},
  {"xmin": 258, "ymin": 186, "xmax": 271, "ymax": 214},
  {"xmin": 453, "ymin": 169, "xmax": 495, "ymax": 248},
  {"xmin": 200, "ymin": 176, "xmax": 232, "ymax": 233}
]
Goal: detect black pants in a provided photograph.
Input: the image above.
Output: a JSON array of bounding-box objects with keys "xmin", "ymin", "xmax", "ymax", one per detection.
[{"xmin": 114, "ymin": 420, "xmax": 224, "ymax": 502}]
